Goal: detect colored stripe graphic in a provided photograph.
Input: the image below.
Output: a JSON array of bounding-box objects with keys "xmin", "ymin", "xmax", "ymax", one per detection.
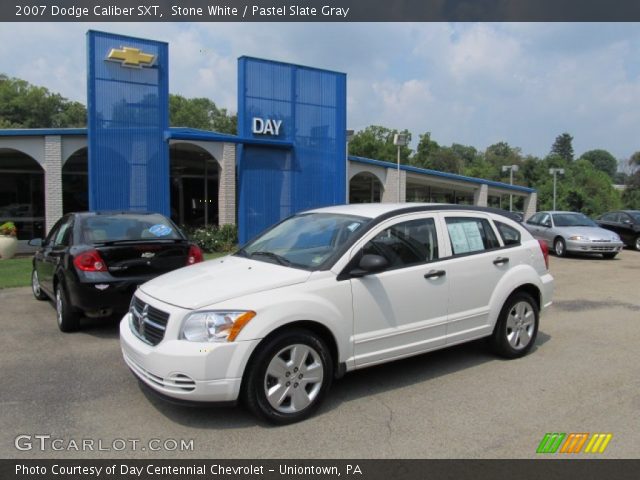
[
  {"xmin": 584, "ymin": 434, "xmax": 613, "ymax": 454},
  {"xmin": 537, "ymin": 433, "xmax": 566, "ymax": 453},
  {"xmin": 560, "ymin": 433, "xmax": 589, "ymax": 453}
]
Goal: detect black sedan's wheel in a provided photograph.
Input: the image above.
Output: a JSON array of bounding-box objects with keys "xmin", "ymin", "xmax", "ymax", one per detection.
[
  {"xmin": 243, "ymin": 329, "xmax": 333, "ymax": 425},
  {"xmin": 554, "ymin": 237, "xmax": 567, "ymax": 257},
  {"xmin": 635, "ymin": 235, "xmax": 640, "ymax": 251},
  {"xmin": 55, "ymin": 283, "xmax": 80, "ymax": 332},
  {"xmin": 490, "ymin": 292, "xmax": 539, "ymax": 359},
  {"xmin": 31, "ymin": 269, "xmax": 48, "ymax": 301}
]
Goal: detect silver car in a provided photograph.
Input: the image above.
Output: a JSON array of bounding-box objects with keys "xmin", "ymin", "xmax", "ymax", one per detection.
[{"xmin": 525, "ymin": 211, "xmax": 623, "ymax": 259}]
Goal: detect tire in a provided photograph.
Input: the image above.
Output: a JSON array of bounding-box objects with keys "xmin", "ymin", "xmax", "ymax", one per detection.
[
  {"xmin": 602, "ymin": 252, "xmax": 618, "ymax": 260},
  {"xmin": 554, "ymin": 237, "xmax": 567, "ymax": 257},
  {"xmin": 490, "ymin": 292, "xmax": 539, "ymax": 359},
  {"xmin": 634, "ymin": 235, "xmax": 640, "ymax": 251},
  {"xmin": 31, "ymin": 269, "xmax": 48, "ymax": 301},
  {"xmin": 55, "ymin": 282, "xmax": 80, "ymax": 332},
  {"xmin": 242, "ymin": 329, "xmax": 333, "ymax": 425}
]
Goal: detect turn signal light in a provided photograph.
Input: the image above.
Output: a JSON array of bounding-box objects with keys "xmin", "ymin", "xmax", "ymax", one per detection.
[
  {"xmin": 186, "ymin": 244, "xmax": 204, "ymax": 265},
  {"xmin": 73, "ymin": 250, "xmax": 108, "ymax": 272}
]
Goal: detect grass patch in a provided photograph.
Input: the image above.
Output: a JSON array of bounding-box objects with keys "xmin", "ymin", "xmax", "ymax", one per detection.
[
  {"xmin": 0, "ymin": 256, "xmax": 32, "ymax": 289},
  {"xmin": 0, "ymin": 252, "xmax": 229, "ymax": 289}
]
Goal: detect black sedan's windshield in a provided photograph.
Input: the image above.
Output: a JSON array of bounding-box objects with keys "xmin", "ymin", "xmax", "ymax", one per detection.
[
  {"xmin": 237, "ymin": 213, "xmax": 369, "ymax": 270},
  {"xmin": 552, "ymin": 213, "xmax": 597, "ymax": 227}
]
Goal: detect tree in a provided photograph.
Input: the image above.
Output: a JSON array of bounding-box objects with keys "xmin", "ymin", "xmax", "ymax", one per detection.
[
  {"xmin": 409, "ymin": 132, "xmax": 440, "ymax": 169},
  {"xmin": 0, "ymin": 74, "xmax": 86, "ymax": 127},
  {"xmin": 622, "ymin": 151, "xmax": 640, "ymax": 208},
  {"xmin": 169, "ymin": 94, "xmax": 236, "ymax": 134},
  {"xmin": 550, "ymin": 133, "xmax": 574, "ymax": 162},
  {"xmin": 348, "ymin": 125, "xmax": 412, "ymax": 163},
  {"xmin": 579, "ymin": 149, "xmax": 617, "ymax": 178}
]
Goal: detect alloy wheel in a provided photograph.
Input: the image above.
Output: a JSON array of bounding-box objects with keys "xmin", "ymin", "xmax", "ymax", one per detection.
[
  {"xmin": 56, "ymin": 288, "xmax": 63, "ymax": 326},
  {"xmin": 32, "ymin": 270, "xmax": 41, "ymax": 296},
  {"xmin": 505, "ymin": 301, "xmax": 535, "ymax": 350}
]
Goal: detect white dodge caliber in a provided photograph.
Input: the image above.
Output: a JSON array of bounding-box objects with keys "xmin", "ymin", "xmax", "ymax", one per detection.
[{"xmin": 120, "ymin": 204, "xmax": 554, "ymax": 424}]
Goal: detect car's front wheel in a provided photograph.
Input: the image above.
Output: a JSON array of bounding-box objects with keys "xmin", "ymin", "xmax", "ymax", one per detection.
[
  {"xmin": 31, "ymin": 269, "xmax": 48, "ymax": 301},
  {"xmin": 243, "ymin": 329, "xmax": 333, "ymax": 424},
  {"xmin": 634, "ymin": 235, "xmax": 640, "ymax": 251},
  {"xmin": 490, "ymin": 292, "xmax": 539, "ymax": 359},
  {"xmin": 55, "ymin": 283, "xmax": 80, "ymax": 332},
  {"xmin": 554, "ymin": 237, "xmax": 567, "ymax": 257}
]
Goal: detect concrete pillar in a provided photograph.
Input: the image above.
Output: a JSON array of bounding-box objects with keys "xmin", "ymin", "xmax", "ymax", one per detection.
[
  {"xmin": 382, "ymin": 168, "xmax": 406, "ymax": 203},
  {"xmin": 523, "ymin": 192, "xmax": 537, "ymax": 220},
  {"xmin": 218, "ymin": 142, "xmax": 236, "ymax": 225},
  {"xmin": 44, "ymin": 136, "xmax": 63, "ymax": 234},
  {"xmin": 473, "ymin": 184, "xmax": 488, "ymax": 207}
]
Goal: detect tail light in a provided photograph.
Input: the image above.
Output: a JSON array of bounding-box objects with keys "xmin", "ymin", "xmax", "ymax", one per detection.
[
  {"xmin": 538, "ymin": 239, "xmax": 549, "ymax": 270},
  {"xmin": 74, "ymin": 250, "xmax": 108, "ymax": 272},
  {"xmin": 186, "ymin": 244, "xmax": 204, "ymax": 265}
]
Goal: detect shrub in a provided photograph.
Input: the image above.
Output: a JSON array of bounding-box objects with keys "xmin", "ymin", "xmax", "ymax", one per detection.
[
  {"xmin": 184, "ymin": 224, "xmax": 238, "ymax": 253},
  {"xmin": 0, "ymin": 222, "xmax": 17, "ymax": 237}
]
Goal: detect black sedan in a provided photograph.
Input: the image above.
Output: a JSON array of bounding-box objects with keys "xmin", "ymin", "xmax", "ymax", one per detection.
[
  {"xmin": 29, "ymin": 212, "xmax": 204, "ymax": 332},
  {"xmin": 596, "ymin": 210, "xmax": 640, "ymax": 251}
]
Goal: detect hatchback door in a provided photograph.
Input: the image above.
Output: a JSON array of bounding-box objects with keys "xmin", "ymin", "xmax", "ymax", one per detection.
[{"xmin": 349, "ymin": 214, "xmax": 449, "ymax": 368}]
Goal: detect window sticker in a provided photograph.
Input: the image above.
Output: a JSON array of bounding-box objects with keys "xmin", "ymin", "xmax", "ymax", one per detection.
[
  {"xmin": 148, "ymin": 224, "xmax": 172, "ymax": 237},
  {"xmin": 448, "ymin": 221, "xmax": 484, "ymax": 254}
]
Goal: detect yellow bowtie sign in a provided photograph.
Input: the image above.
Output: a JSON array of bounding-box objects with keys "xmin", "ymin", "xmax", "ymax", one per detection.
[{"xmin": 106, "ymin": 47, "xmax": 155, "ymax": 68}]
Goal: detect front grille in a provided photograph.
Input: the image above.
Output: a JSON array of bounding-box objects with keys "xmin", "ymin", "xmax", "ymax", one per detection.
[{"xmin": 130, "ymin": 296, "xmax": 170, "ymax": 346}]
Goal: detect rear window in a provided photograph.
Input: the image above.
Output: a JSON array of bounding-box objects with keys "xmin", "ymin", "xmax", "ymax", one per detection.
[
  {"xmin": 494, "ymin": 221, "xmax": 521, "ymax": 246},
  {"xmin": 79, "ymin": 214, "xmax": 183, "ymax": 243}
]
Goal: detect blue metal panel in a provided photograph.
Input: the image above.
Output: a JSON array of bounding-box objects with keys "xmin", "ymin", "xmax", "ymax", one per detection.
[
  {"xmin": 87, "ymin": 30, "xmax": 169, "ymax": 215},
  {"xmin": 238, "ymin": 57, "xmax": 347, "ymax": 243}
]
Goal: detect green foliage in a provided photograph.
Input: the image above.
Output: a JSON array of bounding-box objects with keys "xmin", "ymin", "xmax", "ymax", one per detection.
[
  {"xmin": 580, "ymin": 149, "xmax": 617, "ymax": 178},
  {"xmin": 0, "ymin": 74, "xmax": 86, "ymax": 127},
  {"xmin": 348, "ymin": 125, "xmax": 412, "ymax": 163},
  {"xmin": 550, "ymin": 132, "xmax": 574, "ymax": 162},
  {"xmin": 185, "ymin": 224, "xmax": 238, "ymax": 253},
  {"xmin": 0, "ymin": 222, "xmax": 17, "ymax": 237},
  {"xmin": 169, "ymin": 94, "xmax": 237, "ymax": 134}
]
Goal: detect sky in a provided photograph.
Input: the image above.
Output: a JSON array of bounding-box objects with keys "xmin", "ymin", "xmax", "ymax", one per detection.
[{"xmin": 1, "ymin": 22, "xmax": 639, "ymax": 161}]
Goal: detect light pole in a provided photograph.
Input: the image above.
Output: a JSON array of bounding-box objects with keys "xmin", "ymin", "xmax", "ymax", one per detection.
[
  {"xmin": 346, "ymin": 129, "xmax": 354, "ymax": 203},
  {"xmin": 501, "ymin": 164, "xmax": 519, "ymax": 211},
  {"xmin": 549, "ymin": 168, "xmax": 565, "ymax": 210},
  {"xmin": 393, "ymin": 133, "xmax": 408, "ymax": 203}
]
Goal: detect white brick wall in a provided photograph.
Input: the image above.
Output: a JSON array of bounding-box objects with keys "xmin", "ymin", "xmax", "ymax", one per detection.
[
  {"xmin": 473, "ymin": 184, "xmax": 488, "ymax": 207},
  {"xmin": 523, "ymin": 192, "xmax": 538, "ymax": 220},
  {"xmin": 218, "ymin": 142, "xmax": 236, "ymax": 225},
  {"xmin": 382, "ymin": 168, "xmax": 406, "ymax": 203},
  {"xmin": 44, "ymin": 136, "xmax": 63, "ymax": 234}
]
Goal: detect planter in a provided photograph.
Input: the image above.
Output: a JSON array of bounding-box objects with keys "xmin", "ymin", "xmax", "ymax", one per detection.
[{"xmin": 0, "ymin": 235, "xmax": 18, "ymax": 260}]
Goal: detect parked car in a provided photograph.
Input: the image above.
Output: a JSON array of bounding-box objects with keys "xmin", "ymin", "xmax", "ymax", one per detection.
[
  {"xmin": 120, "ymin": 203, "xmax": 554, "ymax": 424},
  {"xmin": 525, "ymin": 211, "xmax": 623, "ymax": 259},
  {"xmin": 596, "ymin": 210, "xmax": 640, "ymax": 251},
  {"xmin": 30, "ymin": 212, "xmax": 203, "ymax": 332}
]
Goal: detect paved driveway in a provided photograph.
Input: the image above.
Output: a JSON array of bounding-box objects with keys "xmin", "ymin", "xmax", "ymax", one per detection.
[{"xmin": 1, "ymin": 250, "xmax": 639, "ymax": 458}]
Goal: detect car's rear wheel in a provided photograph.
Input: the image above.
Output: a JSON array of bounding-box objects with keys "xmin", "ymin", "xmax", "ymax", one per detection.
[
  {"xmin": 634, "ymin": 235, "xmax": 640, "ymax": 251},
  {"xmin": 55, "ymin": 283, "xmax": 80, "ymax": 332},
  {"xmin": 602, "ymin": 252, "xmax": 618, "ymax": 260},
  {"xmin": 243, "ymin": 329, "xmax": 333, "ymax": 424},
  {"xmin": 31, "ymin": 269, "xmax": 47, "ymax": 300},
  {"xmin": 490, "ymin": 292, "xmax": 539, "ymax": 359},
  {"xmin": 554, "ymin": 237, "xmax": 567, "ymax": 257}
]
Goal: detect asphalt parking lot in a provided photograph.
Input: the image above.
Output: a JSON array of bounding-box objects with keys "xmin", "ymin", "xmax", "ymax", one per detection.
[{"xmin": 1, "ymin": 250, "xmax": 639, "ymax": 459}]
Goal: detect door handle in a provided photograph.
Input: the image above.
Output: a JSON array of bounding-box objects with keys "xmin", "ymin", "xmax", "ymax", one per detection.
[
  {"xmin": 424, "ymin": 269, "xmax": 446, "ymax": 279},
  {"xmin": 493, "ymin": 257, "xmax": 509, "ymax": 265}
]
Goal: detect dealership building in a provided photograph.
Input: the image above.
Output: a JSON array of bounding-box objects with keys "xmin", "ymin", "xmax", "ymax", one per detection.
[{"xmin": 0, "ymin": 31, "xmax": 537, "ymax": 250}]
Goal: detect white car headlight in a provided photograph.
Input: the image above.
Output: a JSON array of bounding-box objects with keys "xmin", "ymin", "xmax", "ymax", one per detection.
[
  {"xmin": 181, "ymin": 311, "xmax": 256, "ymax": 342},
  {"xmin": 568, "ymin": 235, "xmax": 587, "ymax": 241}
]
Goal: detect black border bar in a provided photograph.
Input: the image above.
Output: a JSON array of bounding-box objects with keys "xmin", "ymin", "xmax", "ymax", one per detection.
[{"xmin": 3, "ymin": 0, "xmax": 640, "ymax": 22}]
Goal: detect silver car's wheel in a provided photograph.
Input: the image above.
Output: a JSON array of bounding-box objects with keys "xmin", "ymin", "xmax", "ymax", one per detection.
[
  {"xmin": 554, "ymin": 237, "xmax": 566, "ymax": 257},
  {"xmin": 505, "ymin": 301, "xmax": 536, "ymax": 350},
  {"xmin": 31, "ymin": 269, "xmax": 47, "ymax": 300},
  {"xmin": 264, "ymin": 344, "xmax": 324, "ymax": 414},
  {"xmin": 243, "ymin": 329, "xmax": 333, "ymax": 424}
]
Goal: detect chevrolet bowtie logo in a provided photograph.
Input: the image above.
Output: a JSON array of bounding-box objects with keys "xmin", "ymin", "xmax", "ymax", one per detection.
[{"xmin": 106, "ymin": 47, "xmax": 155, "ymax": 68}]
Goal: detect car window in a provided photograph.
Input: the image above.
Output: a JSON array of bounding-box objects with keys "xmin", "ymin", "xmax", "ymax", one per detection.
[
  {"xmin": 44, "ymin": 218, "xmax": 65, "ymax": 246},
  {"xmin": 526, "ymin": 213, "xmax": 542, "ymax": 225},
  {"xmin": 80, "ymin": 214, "xmax": 183, "ymax": 243},
  {"xmin": 628, "ymin": 212, "xmax": 640, "ymax": 223},
  {"xmin": 362, "ymin": 217, "xmax": 439, "ymax": 269},
  {"xmin": 538, "ymin": 213, "xmax": 551, "ymax": 226},
  {"xmin": 494, "ymin": 221, "xmax": 521, "ymax": 246},
  {"xmin": 552, "ymin": 213, "xmax": 597, "ymax": 227},
  {"xmin": 600, "ymin": 212, "xmax": 619, "ymax": 222},
  {"xmin": 53, "ymin": 218, "xmax": 73, "ymax": 247},
  {"xmin": 445, "ymin": 217, "xmax": 500, "ymax": 255}
]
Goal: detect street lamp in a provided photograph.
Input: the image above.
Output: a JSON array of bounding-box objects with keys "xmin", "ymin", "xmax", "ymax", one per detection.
[
  {"xmin": 501, "ymin": 164, "xmax": 519, "ymax": 211},
  {"xmin": 393, "ymin": 133, "xmax": 409, "ymax": 203},
  {"xmin": 549, "ymin": 168, "xmax": 565, "ymax": 211},
  {"xmin": 346, "ymin": 129, "xmax": 354, "ymax": 203}
]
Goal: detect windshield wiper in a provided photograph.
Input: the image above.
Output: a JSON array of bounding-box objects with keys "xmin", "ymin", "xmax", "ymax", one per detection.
[{"xmin": 249, "ymin": 251, "xmax": 291, "ymax": 266}]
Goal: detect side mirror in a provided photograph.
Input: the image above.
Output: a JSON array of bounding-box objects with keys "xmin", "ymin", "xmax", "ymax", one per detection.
[
  {"xmin": 350, "ymin": 254, "xmax": 389, "ymax": 277},
  {"xmin": 28, "ymin": 238, "xmax": 43, "ymax": 247}
]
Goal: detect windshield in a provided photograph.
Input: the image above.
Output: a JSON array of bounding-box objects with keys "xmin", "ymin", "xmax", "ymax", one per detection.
[
  {"xmin": 552, "ymin": 213, "xmax": 597, "ymax": 227},
  {"xmin": 237, "ymin": 212, "xmax": 369, "ymax": 270},
  {"xmin": 80, "ymin": 214, "xmax": 184, "ymax": 243},
  {"xmin": 628, "ymin": 211, "xmax": 640, "ymax": 223}
]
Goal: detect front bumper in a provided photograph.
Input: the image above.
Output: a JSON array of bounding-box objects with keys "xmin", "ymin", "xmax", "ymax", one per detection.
[
  {"xmin": 119, "ymin": 314, "xmax": 260, "ymax": 403},
  {"xmin": 565, "ymin": 239, "xmax": 623, "ymax": 254}
]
